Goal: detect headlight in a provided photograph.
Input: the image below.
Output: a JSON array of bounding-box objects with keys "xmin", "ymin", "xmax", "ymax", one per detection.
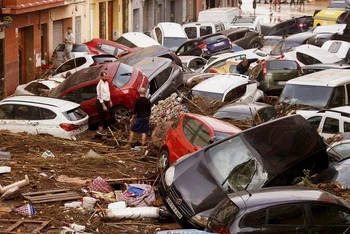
[
  {"xmin": 191, "ymin": 214, "xmax": 209, "ymax": 227},
  {"xmin": 165, "ymin": 166, "xmax": 175, "ymax": 187}
]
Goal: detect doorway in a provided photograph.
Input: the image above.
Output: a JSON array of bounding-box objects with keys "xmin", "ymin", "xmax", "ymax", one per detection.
[{"xmin": 18, "ymin": 26, "xmax": 34, "ymax": 85}]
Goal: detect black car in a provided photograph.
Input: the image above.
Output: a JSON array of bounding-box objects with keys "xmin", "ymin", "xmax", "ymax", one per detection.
[
  {"xmin": 159, "ymin": 115, "xmax": 329, "ymax": 229},
  {"xmin": 175, "ymin": 33, "xmax": 232, "ymax": 59},
  {"xmin": 264, "ymin": 16, "xmax": 314, "ymax": 36},
  {"xmin": 207, "ymin": 186, "xmax": 350, "ymax": 233},
  {"xmin": 117, "ymin": 45, "xmax": 182, "ymax": 67},
  {"xmin": 219, "ymin": 28, "xmax": 264, "ymax": 49}
]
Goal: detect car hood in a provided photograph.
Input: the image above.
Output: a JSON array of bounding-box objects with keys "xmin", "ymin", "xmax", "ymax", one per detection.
[{"xmin": 170, "ymin": 115, "xmax": 328, "ymax": 215}]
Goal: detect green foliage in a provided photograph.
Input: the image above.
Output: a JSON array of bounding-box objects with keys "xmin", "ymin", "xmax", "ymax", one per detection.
[
  {"xmin": 297, "ymin": 169, "xmax": 317, "ymax": 187},
  {"xmin": 3, "ymin": 16, "xmax": 12, "ymax": 22}
]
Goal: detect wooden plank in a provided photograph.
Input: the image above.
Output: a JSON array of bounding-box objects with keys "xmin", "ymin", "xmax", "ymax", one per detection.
[
  {"xmin": 22, "ymin": 189, "xmax": 70, "ymax": 196},
  {"xmin": 22, "ymin": 189, "xmax": 81, "ymax": 204},
  {"xmin": 25, "ymin": 194, "xmax": 81, "ymax": 202},
  {"xmin": 24, "ymin": 192, "xmax": 80, "ymax": 200},
  {"xmin": 0, "ymin": 220, "xmax": 50, "ymax": 233},
  {"xmin": 30, "ymin": 196, "xmax": 81, "ymax": 204},
  {"xmin": 4, "ymin": 220, "xmax": 22, "ymax": 232}
]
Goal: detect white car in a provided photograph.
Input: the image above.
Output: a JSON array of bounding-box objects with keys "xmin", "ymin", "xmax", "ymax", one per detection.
[
  {"xmin": 191, "ymin": 74, "xmax": 264, "ymax": 103},
  {"xmin": 302, "ymin": 106, "xmax": 350, "ymax": 140},
  {"xmin": 178, "ymin": 56, "xmax": 207, "ymax": 72},
  {"xmin": 321, "ymin": 40, "xmax": 350, "ymax": 62},
  {"xmin": 51, "ymin": 43, "xmax": 91, "ymax": 68},
  {"xmin": 115, "ymin": 32, "xmax": 160, "ymax": 48},
  {"xmin": 0, "ymin": 96, "xmax": 89, "ymax": 140},
  {"xmin": 50, "ymin": 54, "xmax": 117, "ymax": 79},
  {"xmin": 229, "ymin": 15, "xmax": 264, "ymax": 33},
  {"xmin": 14, "ymin": 78, "xmax": 65, "ymax": 96},
  {"xmin": 201, "ymin": 49, "xmax": 269, "ymax": 73},
  {"xmin": 151, "ymin": 22, "xmax": 188, "ymax": 52},
  {"xmin": 282, "ymin": 44, "xmax": 343, "ymax": 66}
]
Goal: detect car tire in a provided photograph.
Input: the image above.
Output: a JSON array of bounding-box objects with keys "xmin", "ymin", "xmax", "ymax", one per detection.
[
  {"xmin": 249, "ymin": 40, "xmax": 263, "ymax": 49},
  {"xmin": 158, "ymin": 148, "xmax": 169, "ymax": 174},
  {"xmin": 111, "ymin": 105, "xmax": 130, "ymax": 122}
]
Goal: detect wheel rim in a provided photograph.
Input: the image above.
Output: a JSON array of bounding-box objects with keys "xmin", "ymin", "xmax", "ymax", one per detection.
[
  {"xmin": 158, "ymin": 152, "xmax": 168, "ymax": 173},
  {"xmin": 113, "ymin": 107, "xmax": 130, "ymax": 121}
]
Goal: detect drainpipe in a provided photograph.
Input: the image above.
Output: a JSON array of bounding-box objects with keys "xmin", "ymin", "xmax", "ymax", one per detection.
[{"xmin": 89, "ymin": 4, "xmax": 93, "ymax": 39}]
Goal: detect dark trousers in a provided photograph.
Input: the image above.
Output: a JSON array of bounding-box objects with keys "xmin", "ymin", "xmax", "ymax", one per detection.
[{"xmin": 96, "ymin": 100, "xmax": 110, "ymax": 128}]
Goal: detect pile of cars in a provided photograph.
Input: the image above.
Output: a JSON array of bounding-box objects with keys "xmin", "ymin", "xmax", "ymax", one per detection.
[{"xmin": 6, "ymin": 6, "xmax": 350, "ymax": 232}]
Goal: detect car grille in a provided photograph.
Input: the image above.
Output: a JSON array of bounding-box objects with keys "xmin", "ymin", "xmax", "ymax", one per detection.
[{"xmin": 168, "ymin": 185, "xmax": 195, "ymax": 217}]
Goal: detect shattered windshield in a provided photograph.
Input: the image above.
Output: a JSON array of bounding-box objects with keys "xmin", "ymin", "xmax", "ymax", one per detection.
[
  {"xmin": 192, "ymin": 90, "xmax": 223, "ymax": 101},
  {"xmin": 278, "ymin": 84, "xmax": 334, "ymax": 109},
  {"xmin": 205, "ymin": 136, "xmax": 267, "ymax": 192}
]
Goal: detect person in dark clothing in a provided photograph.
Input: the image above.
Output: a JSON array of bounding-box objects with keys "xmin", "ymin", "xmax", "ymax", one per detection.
[
  {"xmin": 124, "ymin": 88, "xmax": 152, "ymax": 150},
  {"xmin": 236, "ymin": 58, "xmax": 263, "ymax": 75}
]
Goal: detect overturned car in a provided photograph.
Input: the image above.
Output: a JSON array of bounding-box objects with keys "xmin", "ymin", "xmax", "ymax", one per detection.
[{"xmin": 159, "ymin": 115, "xmax": 329, "ymax": 229}]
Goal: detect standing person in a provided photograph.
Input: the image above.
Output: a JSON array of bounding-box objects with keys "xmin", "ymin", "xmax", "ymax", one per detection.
[
  {"xmin": 298, "ymin": 0, "xmax": 305, "ymax": 11},
  {"xmin": 236, "ymin": 58, "xmax": 264, "ymax": 75},
  {"xmin": 238, "ymin": 0, "xmax": 243, "ymax": 16},
  {"xmin": 124, "ymin": 88, "xmax": 152, "ymax": 150},
  {"xmin": 63, "ymin": 27, "xmax": 75, "ymax": 61},
  {"xmin": 290, "ymin": 0, "xmax": 296, "ymax": 10},
  {"xmin": 96, "ymin": 71, "xmax": 112, "ymax": 135}
]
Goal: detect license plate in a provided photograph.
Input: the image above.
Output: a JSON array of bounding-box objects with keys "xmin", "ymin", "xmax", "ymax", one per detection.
[
  {"xmin": 166, "ymin": 197, "xmax": 183, "ymax": 219},
  {"xmin": 277, "ymin": 81, "xmax": 287, "ymax": 85}
]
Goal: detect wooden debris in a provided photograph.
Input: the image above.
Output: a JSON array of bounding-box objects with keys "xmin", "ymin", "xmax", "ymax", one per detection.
[
  {"xmin": 22, "ymin": 189, "xmax": 81, "ymax": 204},
  {"xmin": 0, "ymin": 219, "xmax": 50, "ymax": 233}
]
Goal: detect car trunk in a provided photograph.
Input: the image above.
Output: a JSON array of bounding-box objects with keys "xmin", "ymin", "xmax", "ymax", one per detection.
[{"xmin": 266, "ymin": 60, "xmax": 300, "ymax": 87}]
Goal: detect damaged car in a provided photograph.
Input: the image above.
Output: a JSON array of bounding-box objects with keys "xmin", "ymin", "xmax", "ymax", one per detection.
[{"xmin": 159, "ymin": 115, "xmax": 329, "ymax": 229}]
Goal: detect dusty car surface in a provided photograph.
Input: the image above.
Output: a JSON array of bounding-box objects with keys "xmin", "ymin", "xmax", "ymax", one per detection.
[
  {"xmin": 207, "ymin": 186, "xmax": 350, "ymax": 233},
  {"xmin": 49, "ymin": 62, "xmax": 148, "ymax": 124},
  {"xmin": 213, "ymin": 102, "xmax": 277, "ymax": 125},
  {"xmin": 14, "ymin": 78, "xmax": 65, "ymax": 96},
  {"xmin": 0, "ymin": 96, "xmax": 89, "ymax": 140},
  {"xmin": 159, "ymin": 115, "xmax": 329, "ymax": 229},
  {"xmin": 84, "ymin": 38, "xmax": 136, "ymax": 57},
  {"xmin": 157, "ymin": 113, "xmax": 242, "ymax": 172},
  {"xmin": 133, "ymin": 57, "xmax": 183, "ymax": 104},
  {"xmin": 117, "ymin": 45, "xmax": 182, "ymax": 67}
]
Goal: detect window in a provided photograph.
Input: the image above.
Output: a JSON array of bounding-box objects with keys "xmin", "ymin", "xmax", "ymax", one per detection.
[
  {"xmin": 310, "ymin": 204, "xmax": 350, "ymax": 225},
  {"xmin": 267, "ymin": 204, "xmax": 305, "ymax": 225},
  {"xmin": 307, "ymin": 116, "xmax": 322, "ymax": 129},
  {"xmin": 98, "ymin": 44, "xmax": 118, "ymax": 56},
  {"xmin": 171, "ymin": 119, "xmax": 180, "ymax": 129},
  {"xmin": 155, "ymin": 27, "xmax": 162, "ymax": 44},
  {"xmin": 24, "ymin": 83, "xmax": 51, "ymax": 96},
  {"xmin": 224, "ymin": 84, "xmax": 247, "ymax": 102},
  {"xmin": 155, "ymin": 67, "xmax": 172, "ymax": 88},
  {"xmin": 200, "ymin": 26, "xmax": 212, "ymax": 36},
  {"xmin": 182, "ymin": 117, "xmax": 201, "ymax": 143},
  {"xmin": 296, "ymin": 52, "xmax": 321, "ymax": 65},
  {"xmin": 185, "ymin": 27, "xmax": 197, "ymax": 39},
  {"xmin": 188, "ymin": 59, "xmax": 206, "ymax": 70},
  {"xmin": 323, "ymin": 117, "xmax": 339, "ymax": 134},
  {"xmin": 328, "ymin": 42, "xmax": 342, "ymax": 53},
  {"xmin": 14, "ymin": 105, "xmax": 40, "ymax": 120},
  {"xmin": 63, "ymin": 84, "xmax": 97, "ymax": 104},
  {"xmin": 63, "ymin": 107, "xmax": 87, "ymax": 121},
  {"xmin": 56, "ymin": 57, "xmax": 87, "ymax": 74},
  {"xmin": 113, "ymin": 63, "xmax": 133, "ymax": 88},
  {"xmin": 267, "ymin": 60, "xmax": 298, "ymax": 70},
  {"xmin": 229, "ymin": 65, "xmax": 237, "ymax": 73},
  {"xmin": 115, "ymin": 37, "xmax": 136, "ymax": 48},
  {"xmin": 41, "ymin": 108, "xmax": 57, "ymax": 120},
  {"xmin": 192, "ymin": 126, "xmax": 210, "ymax": 147},
  {"xmin": 0, "ymin": 104, "xmax": 13, "ymax": 119},
  {"xmin": 329, "ymin": 86, "xmax": 346, "ymax": 108},
  {"xmin": 241, "ymin": 210, "xmax": 266, "ymax": 227},
  {"xmin": 344, "ymin": 122, "xmax": 350, "ymax": 132}
]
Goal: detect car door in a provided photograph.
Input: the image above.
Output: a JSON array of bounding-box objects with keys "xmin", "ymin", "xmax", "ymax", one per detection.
[
  {"xmin": 150, "ymin": 67, "xmax": 172, "ymax": 104},
  {"xmin": 307, "ymin": 116, "xmax": 324, "ymax": 132},
  {"xmin": 308, "ymin": 203, "xmax": 350, "ymax": 234},
  {"xmin": 35, "ymin": 107, "xmax": 60, "ymax": 136},
  {"xmin": 53, "ymin": 57, "xmax": 88, "ymax": 78},
  {"xmin": 10, "ymin": 104, "xmax": 40, "ymax": 135},
  {"xmin": 320, "ymin": 117, "xmax": 340, "ymax": 140},
  {"xmin": 260, "ymin": 204, "xmax": 309, "ymax": 233}
]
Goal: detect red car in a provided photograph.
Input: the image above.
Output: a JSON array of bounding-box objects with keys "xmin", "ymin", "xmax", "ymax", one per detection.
[
  {"xmin": 158, "ymin": 113, "xmax": 242, "ymax": 172},
  {"xmin": 84, "ymin": 38, "xmax": 138, "ymax": 58},
  {"xmin": 49, "ymin": 62, "xmax": 148, "ymax": 124}
]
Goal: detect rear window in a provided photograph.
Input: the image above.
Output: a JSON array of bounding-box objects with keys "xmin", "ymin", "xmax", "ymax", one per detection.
[
  {"xmin": 207, "ymin": 198, "xmax": 239, "ymax": 233},
  {"xmin": 115, "ymin": 37, "xmax": 136, "ymax": 48},
  {"xmin": 25, "ymin": 83, "xmax": 50, "ymax": 96},
  {"xmin": 267, "ymin": 60, "xmax": 298, "ymax": 70},
  {"xmin": 203, "ymin": 35, "xmax": 228, "ymax": 44},
  {"xmin": 185, "ymin": 27, "xmax": 197, "ymax": 39},
  {"xmin": 63, "ymin": 107, "xmax": 87, "ymax": 121},
  {"xmin": 113, "ymin": 63, "xmax": 134, "ymax": 88},
  {"xmin": 92, "ymin": 56, "xmax": 117, "ymax": 64},
  {"xmin": 72, "ymin": 44, "xmax": 90, "ymax": 52},
  {"xmin": 296, "ymin": 52, "xmax": 321, "ymax": 65}
]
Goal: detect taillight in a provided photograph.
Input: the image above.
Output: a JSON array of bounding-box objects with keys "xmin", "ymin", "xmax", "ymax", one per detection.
[
  {"xmin": 263, "ymin": 62, "xmax": 267, "ymax": 76},
  {"xmin": 59, "ymin": 123, "xmax": 79, "ymax": 131},
  {"xmin": 213, "ymin": 226, "xmax": 230, "ymax": 234},
  {"xmin": 198, "ymin": 43, "xmax": 207, "ymax": 49},
  {"xmin": 52, "ymin": 52, "xmax": 57, "ymax": 58},
  {"xmin": 277, "ymin": 54, "xmax": 285, "ymax": 59},
  {"xmin": 209, "ymin": 68, "xmax": 217, "ymax": 73},
  {"xmin": 296, "ymin": 61, "xmax": 304, "ymax": 74},
  {"xmin": 297, "ymin": 23, "xmax": 306, "ymax": 28}
]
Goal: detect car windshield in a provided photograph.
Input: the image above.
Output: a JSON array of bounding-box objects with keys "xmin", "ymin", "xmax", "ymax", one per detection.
[
  {"xmin": 313, "ymin": 164, "xmax": 350, "ymax": 188},
  {"xmin": 63, "ymin": 107, "xmax": 87, "ymax": 121},
  {"xmin": 231, "ymin": 16, "xmax": 255, "ymax": 26},
  {"xmin": 215, "ymin": 111, "xmax": 253, "ymax": 120},
  {"xmin": 278, "ymin": 84, "xmax": 334, "ymax": 108},
  {"xmin": 192, "ymin": 90, "xmax": 223, "ymax": 101},
  {"xmin": 270, "ymin": 41, "xmax": 301, "ymax": 56},
  {"xmin": 113, "ymin": 63, "xmax": 133, "ymax": 88},
  {"xmin": 267, "ymin": 60, "xmax": 298, "ymax": 70},
  {"xmin": 163, "ymin": 37, "xmax": 188, "ymax": 52},
  {"xmin": 205, "ymin": 135, "xmax": 267, "ymax": 192}
]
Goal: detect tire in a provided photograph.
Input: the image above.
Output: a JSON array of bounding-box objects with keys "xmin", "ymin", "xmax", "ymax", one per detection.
[
  {"xmin": 111, "ymin": 106, "xmax": 130, "ymax": 122},
  {"xmin": 249, "ymin": 40, "xmax": 263, "ymax": 49},
  {"xmin": 157, "ymin": 148, "xmax": 169, "ymax": 174}
]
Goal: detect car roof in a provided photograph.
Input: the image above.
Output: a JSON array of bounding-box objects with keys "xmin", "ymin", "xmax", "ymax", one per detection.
[
  {"xmin": 189, "ymin": 33, "xmax": 226, "ymax": 42},
  {"xmin": 302, "ymin": 63, "xmax": 350, "ymax": 69},
  {"xmin": 220, "ymin": 28, "xmax": 249, "ymax": 35},
  {"xmin": 192, "ymin": 74, "xmax": 249, "ymax": 94},
  {"xmin": 286, "ymin": 69, "xmax": 350, "ymax": 87},
  {"xmin": 133, "ymin": 57, "xmax": 172, "ymax": 78},
  {"xmin": 327, "ymin": 106, "xmax": 350, "ymax": 114},
  {"xmin": 156, "ymin": 22, "xmax": 186, "ymax": 37},
  {"xmin": 118, "ymin": 45, "xmax": 173, "ymax": 65},
  {"xmin": 1, "ymin": 96, "xmax": 80, "ymax": 112},
  {"xmin": 86, "ymin": 38, "xmax": 130, "ymax": 50},
  {"xmin": 184, "ymin": 113, "xmax": 242, "ymax": 134},
  {"xmin": 31, "ymin": 78, "xmax": 65, "ymax": 89},
  {"xmin": 228, "ymin": 186, "xmax": 350, "ymax": 209},
  {"xmin": 216, "ymin": 102, "xmax": 273, "ymax": 115},
  {"xmin": 292, "ymin": 45, "xmax": 342, "ymax": 63},
  {"xmin": 120, "ymin": 32, "xmax": 160, "ymax": 47}
]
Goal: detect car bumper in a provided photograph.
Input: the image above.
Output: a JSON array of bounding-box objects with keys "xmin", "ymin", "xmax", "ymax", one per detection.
[{"xmin": 159, "ymin": 176, "xmax": 203, "ymax": 229}]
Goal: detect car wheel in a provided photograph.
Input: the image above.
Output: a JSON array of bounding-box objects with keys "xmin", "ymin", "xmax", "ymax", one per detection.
[
  {"xmin": 111, "ymin": 106, "xmax": 130, "ymax": 122},
  {"xmin": 158, "ymin": 148, "xmax": 169, "ymax": 174},
  {"xmin": 249, "ymin": 41, "xmax": 263, "ymax": 49}
]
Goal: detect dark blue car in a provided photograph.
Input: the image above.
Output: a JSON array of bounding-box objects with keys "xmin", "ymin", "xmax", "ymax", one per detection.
[{"xmin": 175, "ymin": 33, "xmax": 232, "ymax": 59}]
